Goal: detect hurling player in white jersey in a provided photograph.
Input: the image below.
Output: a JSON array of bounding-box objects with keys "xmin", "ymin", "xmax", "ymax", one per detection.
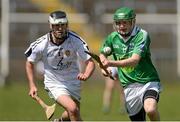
[{"xmin": 25, "ymin": 10, "xmax": 95, "ymax": 121}]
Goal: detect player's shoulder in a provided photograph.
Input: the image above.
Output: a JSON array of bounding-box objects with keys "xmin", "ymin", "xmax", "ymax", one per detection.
[
  {"xmin": 110, "ymin": 31, "xmax": 118, "ymax": 37},
  {"xmin": 68, "ymin": 30, "xmax": 86, "ymax": 43},
  {"xmin": 68, "ymin": 30, "xmax": 83, "ymax": 40},
  {"xmin": 35, "ymin": 33, "xmax": 49, "ymax": 44},
  {"xmin": 138, "ymin": 27, "xmax": 148, "ymax": 37},
  {"xmin": 25, "ymin": 33, "xmax": 49, "ymax": 57},
  {"xmin": 106, "ymin": 31, "xmax": 119, "ymax": 40},
  {"xmin": 28, "ymin": 33, "xmax": 49, "ymax": 52},
  {"xmin": 31, "ymin": 33, "xmax": 49, "ymax": 46},
  {"xmin": 135, "ymin": 27, "xmax": 150, "ymax": 43}
]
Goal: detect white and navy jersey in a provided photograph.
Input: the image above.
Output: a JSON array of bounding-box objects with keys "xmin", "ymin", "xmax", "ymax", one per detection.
[{"xmin": 25, "ymin": 31, "xmax": 91, "ymax": 83}]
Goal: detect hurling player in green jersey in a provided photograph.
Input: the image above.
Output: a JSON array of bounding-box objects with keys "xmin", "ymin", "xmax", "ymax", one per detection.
[{"xmin": 99, "ymin": 7, "xmax": 162, "ymax": 121}]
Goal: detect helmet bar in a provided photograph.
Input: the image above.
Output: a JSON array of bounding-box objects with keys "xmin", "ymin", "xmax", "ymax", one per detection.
[{"xmin": 49, "ymin": 16, "xmax": 68, "ymax": 24}]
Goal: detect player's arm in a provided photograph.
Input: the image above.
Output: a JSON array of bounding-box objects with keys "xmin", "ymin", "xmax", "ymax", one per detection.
[
  {"xmin": 109, "ymin": 30, "xmax": 150, "ymax": 68},
  {"xmin": 26, "ymin": 60, "xmax": 38, "ymax": 98},
  {"xmin": 25, "ymin": 39, "xmax": 44, "ymax": 98},
  {"xmin": 99, "ymin": 53, "xmax": 108, "ymax": 64},
  {"xmin": 77, "ymin": 58, "xmax": 95, "ymax": 81},
  {"xmin": 101, "ymin": 53, "xmax": 141, "ymax": 68},
  {"xmin": 99, "ymin": 53, "xmax": 109, "ymax": 72}
]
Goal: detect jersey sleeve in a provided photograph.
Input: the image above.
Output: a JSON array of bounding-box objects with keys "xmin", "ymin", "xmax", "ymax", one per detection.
[
  {"xmin": 76, "ymin": 38, "xmax": 91, "ymax": 61},
  {"xmin": 133, "ymin": 30, "xmax": 150, "ymax": 57},
  {"xmin": 24, "ymin": 40, "xmax": 44, "ymax": 63}
]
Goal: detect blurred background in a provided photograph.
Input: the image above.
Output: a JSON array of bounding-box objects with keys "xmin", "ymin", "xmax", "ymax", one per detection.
[{"xmin": 0, "ymin": 0, "xmax": 180, "ymax": 121}]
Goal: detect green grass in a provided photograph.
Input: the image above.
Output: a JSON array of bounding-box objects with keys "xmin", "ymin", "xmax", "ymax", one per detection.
[{"xmin": 0, "ymin": 80, "xmax": 180, "ymax": 121}]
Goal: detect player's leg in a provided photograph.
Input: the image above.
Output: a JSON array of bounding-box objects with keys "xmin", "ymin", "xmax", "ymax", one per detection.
[
  {"xmin": 45, "ymin": 79, "xmax": 82, "ymax": 121},
  {"xmin": 114, "ymin": 78, "xmax": 126, "ymax": 114},
  {"xmin": 102, "ymin": 76, "xmax": 115, "ymax": 113},
  {"xmin": 56, "ymin": 95, "xmax": 81, "ymax": 121},
  {"xmin": 112, "ymin": 67, "xmax": 126, "ymax": 114},
  {"xmin": 143, "ymin": 89, "xmax": 160, "ymax": 121},
  {"xmin": 129, "ymin": 107, "xmax": 146, "ymax": 121},
  {"xmin": 124, "ymin": 83, "xmax": 146, "ymax": 121}
]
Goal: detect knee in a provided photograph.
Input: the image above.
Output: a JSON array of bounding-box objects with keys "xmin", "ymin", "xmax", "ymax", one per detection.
[
  {"xmin": 67, "ymin": 105, "xmax": 79, "ymax": 116},
  {"xmin": 144, "ymin": 105, "xmax": 157, "ymax": 116},
  {"xmin": 144, "ymin": 97, "xmax": 158, "ymax": 116}
]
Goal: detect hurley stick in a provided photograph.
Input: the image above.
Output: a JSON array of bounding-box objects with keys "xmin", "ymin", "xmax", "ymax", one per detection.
[
  {"xmin": 84, "ymin": 51, "xmax": 115, "ymax": 80},
  {"xmin": 34, "ymin": 95, "xmax": 56, "ymax": 120}
]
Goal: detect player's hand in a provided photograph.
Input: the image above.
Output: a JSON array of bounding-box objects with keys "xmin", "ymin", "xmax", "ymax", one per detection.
[
  {"xmin": 29, "ymin": 86, "xmax": 38, "ymax": 99},
  {"xmin": 101, "ymin": 59, "xmax": 109, "ymax": 67},
  {"xmin": 77, "ymin": 73, "xmax": 88, "ymax": 81},
  {"xmin": 101, "ymin": 67, "xmax": 112, "ymax": 76}
]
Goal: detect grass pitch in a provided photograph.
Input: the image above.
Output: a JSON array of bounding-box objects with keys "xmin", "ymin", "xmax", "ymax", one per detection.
[{"xmin": 0, "ymin": 80, "xmax": 180, "ymax": 121}]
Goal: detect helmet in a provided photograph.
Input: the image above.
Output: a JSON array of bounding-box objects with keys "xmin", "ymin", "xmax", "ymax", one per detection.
[
  {"xmin": 49, "ymin": 11, "xmax": 68, "ymax": 24},
  {"xmin": 113, "ymin": 7, "xmax": 136, "ymax": 21},
  {"xmin": 49, "ymin": 11, "xmax": 68, "ymax": 40},
  {"xmin": 113, "ymin": 7, "xmax": 136, "ymax": 37}
]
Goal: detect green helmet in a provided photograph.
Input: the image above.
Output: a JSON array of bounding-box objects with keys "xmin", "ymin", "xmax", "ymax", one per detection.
[{"xmin": 113, "ymin": 7, "xmax": 136, "ymax": 21}]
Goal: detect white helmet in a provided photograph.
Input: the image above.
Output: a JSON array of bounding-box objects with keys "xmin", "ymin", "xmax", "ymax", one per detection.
[
  {"xmin": 49, "ymin": 11, "xmax": 68, "ymax": 24},
  {"xmin": 49, "ymin": 11, "xmax": 68, "ymax": 40}
]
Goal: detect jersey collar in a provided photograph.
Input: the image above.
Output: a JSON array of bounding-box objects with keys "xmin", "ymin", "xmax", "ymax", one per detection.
[
  {"xmin": 118, "ymin": 26, "xmax": 140, "ymax": 43},
  {"xmin": 48, "ymin": 31, "xmax": 69, "ymax": 46}
]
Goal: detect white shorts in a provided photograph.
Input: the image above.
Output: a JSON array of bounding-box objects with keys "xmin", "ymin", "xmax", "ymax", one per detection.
[
  {"xmin": 124, "ymin": 82, "xmax": 162, "ymax": 116},
  {"xmin": 44, "ymin": 80, "xmax": 81, "ymax": 102}
]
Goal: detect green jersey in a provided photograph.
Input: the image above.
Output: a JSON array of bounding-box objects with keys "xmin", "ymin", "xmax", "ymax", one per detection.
[{"xmin": 100, "ymin": 26, "xmax": 160, "ymax": 87}]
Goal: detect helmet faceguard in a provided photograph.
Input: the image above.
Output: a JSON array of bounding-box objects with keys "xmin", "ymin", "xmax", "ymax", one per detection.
[
  {"xmin": 49, "ymin": 11, "xmax": 68, "ymax": 40},
  {"xmin": 113, "ymin": 7, "xmax": 136, "ymax": 37}
]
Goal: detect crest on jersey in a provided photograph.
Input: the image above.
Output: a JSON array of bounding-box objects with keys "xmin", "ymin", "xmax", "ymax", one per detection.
[{"xmin": 64, "ymin": 50, "xmax": 71, "ymax": 57}]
